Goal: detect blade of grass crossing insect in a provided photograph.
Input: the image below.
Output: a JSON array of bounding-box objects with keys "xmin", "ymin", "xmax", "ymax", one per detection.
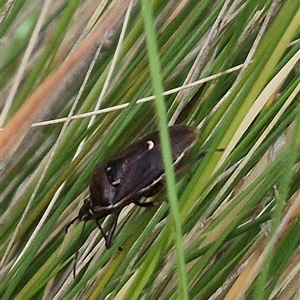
[{"xmin": 141, "ymin": 0, "xmax": 188, "ymax": 299}]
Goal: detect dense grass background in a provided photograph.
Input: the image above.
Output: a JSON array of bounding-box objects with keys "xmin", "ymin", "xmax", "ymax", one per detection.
[{"xmin": 1, "ymin": 0, "xmax": 299, "ymax": 299}]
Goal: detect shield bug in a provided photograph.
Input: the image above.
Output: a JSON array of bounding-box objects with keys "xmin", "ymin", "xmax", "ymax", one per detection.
[{"xmin": 67, "ymin": 125, "xmax": 198, "ymax": 248}]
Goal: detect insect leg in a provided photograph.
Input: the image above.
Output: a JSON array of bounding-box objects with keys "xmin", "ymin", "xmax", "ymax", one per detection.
[
  {"xmin": 106, "ymin": 212, "xmax": 120, "ymax": 248},
  {"xmin": 95, "ymin": 219, "xmax": 110, "ymax": 247},
  {"xmin": 134, "ymin": 200, "xmax": 155, "ymax": 207},
  {"xmin": 134, "ymin": 200, "xmax": 164, "ymax": 207}
]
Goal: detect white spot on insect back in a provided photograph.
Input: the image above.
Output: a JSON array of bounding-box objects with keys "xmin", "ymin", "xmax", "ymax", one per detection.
[
  {"xmin": 112, "ymin": 179, "xmax": 120, "ymax": 186},
  {"xmin": 147, "ymin": 140, "xmax": 154, "ymax": 150}
]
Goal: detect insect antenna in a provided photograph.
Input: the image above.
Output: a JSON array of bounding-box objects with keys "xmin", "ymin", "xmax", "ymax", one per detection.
[
  {"xmin": 65, "ymin": 216, "xmax": 79, "ymax": 233},
  {"xmin": 72, "ymin": 222, "xmax": 86, "ymax": 278}
]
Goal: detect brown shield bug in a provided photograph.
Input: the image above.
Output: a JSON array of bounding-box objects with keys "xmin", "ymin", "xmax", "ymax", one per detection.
[{"xmin": 67, "ymin": 125, "xmax": 198, "ymax": 249}]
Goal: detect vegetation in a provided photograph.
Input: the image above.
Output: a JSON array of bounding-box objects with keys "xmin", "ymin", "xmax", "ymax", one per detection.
[{"xmin": 1, "ymin": 0, "xmax": 299, "ymax": 299}]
